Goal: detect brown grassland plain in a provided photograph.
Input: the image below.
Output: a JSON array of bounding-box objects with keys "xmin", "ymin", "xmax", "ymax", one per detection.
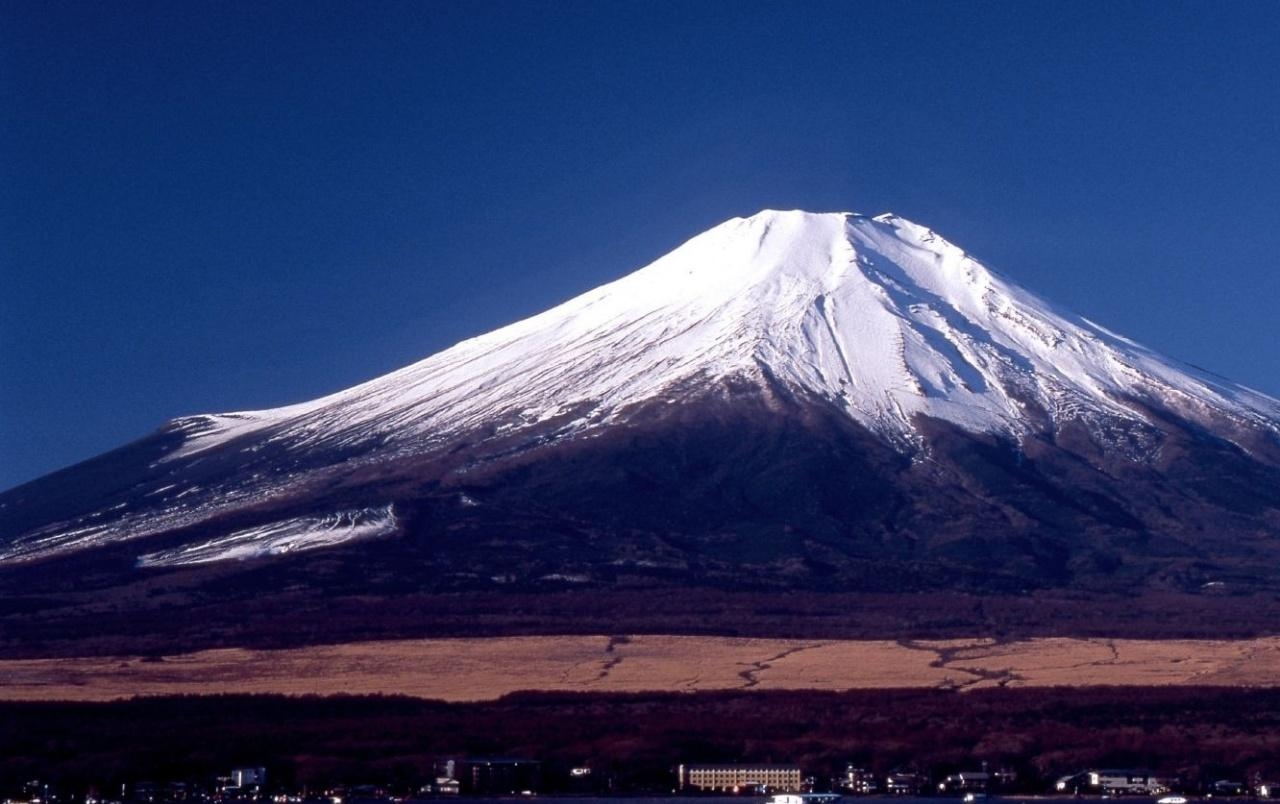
[{"xmin": 3, "ymin": 634, "xmax": 1280, "ymax": 702}]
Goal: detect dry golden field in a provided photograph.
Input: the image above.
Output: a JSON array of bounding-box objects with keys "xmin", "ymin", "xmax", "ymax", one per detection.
[{"xmin": 3, "ymin": 634, "xmax": 1280, "ymax": 702}]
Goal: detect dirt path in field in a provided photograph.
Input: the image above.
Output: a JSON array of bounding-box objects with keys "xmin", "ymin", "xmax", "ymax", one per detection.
[{"xmin": 2, "ymin": 634, "xmax": 1279, "ymax": 702}]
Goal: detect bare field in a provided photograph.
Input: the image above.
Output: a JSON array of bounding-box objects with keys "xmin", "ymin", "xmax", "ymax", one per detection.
[{"xmin": 3, "ymin": 634, "xmax": 1280, "ymax": 702}]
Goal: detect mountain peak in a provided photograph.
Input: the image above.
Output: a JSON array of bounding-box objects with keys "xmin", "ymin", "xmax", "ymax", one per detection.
[
  {"xmin": 167, "ymin": 208, "xmax": 1279, "ymax": 462},
  {"xmin": 3, "ymin": 209, "xmax": 1279, "ymax": 569}
]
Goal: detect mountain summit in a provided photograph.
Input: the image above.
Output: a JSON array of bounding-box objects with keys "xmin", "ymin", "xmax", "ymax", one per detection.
[
  {"xmin": 3, "ymin": 210, "xmax": 1280, "ymax": 649},
  {"xmin": 143, "ymin": 210, "xmax": 1280, "ymax": 462}
]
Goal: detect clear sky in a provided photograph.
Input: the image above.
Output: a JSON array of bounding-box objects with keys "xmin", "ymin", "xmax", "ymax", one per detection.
[{"xmin": 3, "ymin": 1, "xmax": 1279, "ymax": 491}]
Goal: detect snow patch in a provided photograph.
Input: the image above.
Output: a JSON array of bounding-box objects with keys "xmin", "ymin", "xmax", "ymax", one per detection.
[{"xmin": 135, "ymin": 504, "xmax": 397, "ymax": 567}]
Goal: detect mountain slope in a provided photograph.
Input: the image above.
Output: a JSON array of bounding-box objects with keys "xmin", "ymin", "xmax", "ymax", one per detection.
[{"xmin": 2, "ymin": 210, "xmax": 1279, "ymax": 643}]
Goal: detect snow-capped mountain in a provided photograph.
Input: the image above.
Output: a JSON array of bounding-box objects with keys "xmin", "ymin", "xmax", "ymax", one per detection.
[
  {"xmin": 136, "ymin": 210, "xmax": 1280, "ymax": 461},
  {"xmin": 3, "ymin": 211, "xmax": 1280, "ymax": 631}
]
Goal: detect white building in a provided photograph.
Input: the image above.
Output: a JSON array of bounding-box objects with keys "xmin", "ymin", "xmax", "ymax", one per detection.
[{"xmin": 678, "ymin": 764, "xmax": 802, "ymax": 792}]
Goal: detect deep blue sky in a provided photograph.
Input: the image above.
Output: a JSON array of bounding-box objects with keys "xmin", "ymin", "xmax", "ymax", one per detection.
[{"xmin": 3, "ymin": 1, "xmax": 1279, "ymax": 490}]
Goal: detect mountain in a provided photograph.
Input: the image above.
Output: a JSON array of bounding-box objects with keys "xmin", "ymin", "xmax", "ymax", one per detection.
[{"xmin": 4, "ymin": 210, "xmax": 1280, "ymax": 652}]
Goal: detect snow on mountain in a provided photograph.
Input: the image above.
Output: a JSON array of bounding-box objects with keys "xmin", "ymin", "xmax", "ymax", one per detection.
[
  {"xmin": 4, "ymin": 209, "xmax": 1279, "ymax": 568},
  {"xmin": 135, "ymin": 504, "xmax": 397, "ymax": 567},
  {"xmin": 170, "ymin": 209, "xmax": 1280, "ymax": 459}
]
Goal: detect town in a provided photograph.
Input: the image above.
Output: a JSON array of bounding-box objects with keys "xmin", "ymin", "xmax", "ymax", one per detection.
[
  {"xmin": 4, "ymin": 761, "xmax": 1278, "ymax": 804},
  {"xmin": 3, "ymin": 688, "xmax": 1279, "ymax": 804}
]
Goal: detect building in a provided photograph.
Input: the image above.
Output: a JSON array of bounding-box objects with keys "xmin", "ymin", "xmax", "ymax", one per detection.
[
  {"xmin": 1055, "ymin": 773, "xmax": 1090, "ymax": 794},
  {"xmin": 841, "ymin": 766, "xmax": 878, "ymax": 794},
  {"xmin": 439, "ymin": 758, "xmax": 540, "ymax": 795},
  {"xmin": 1087, "ymin": 770, "xmax": 1170, "ymax": 795},
  {"xmin": 938, "ymin": 772, "xmax": 990, "ymax": 794},
  {"xmin": 678, "ymin": 764, "xmax": 802, "ymax": 793},
  {"xmin": 884, "ymin": 771, "xmax": 925, "ymax": 796},
  {"xmin": 231, "ymin": 770, "xmax": 265, "ymax": 790}
]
